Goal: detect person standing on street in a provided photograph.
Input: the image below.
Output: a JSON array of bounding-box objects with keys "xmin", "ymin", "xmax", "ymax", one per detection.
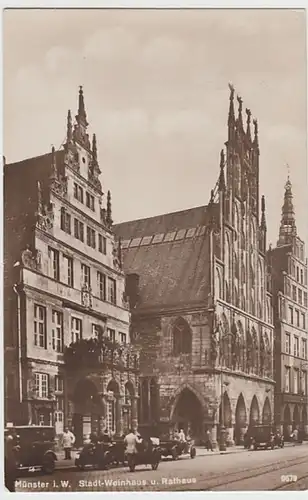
[
  {"xmin": 124, "ymin": 429, "xmax": 142, "ymax": 456},
  {"xmin": 62, "ymin": 427, "xmax": 76, "ymax": 460},
  {"xmin": 205, "ymin": 429, "xmax": 214, "ymax": 451},
  {"xmin": 4, "ymin": 434, "xmax": 18, "ymax": 492}
]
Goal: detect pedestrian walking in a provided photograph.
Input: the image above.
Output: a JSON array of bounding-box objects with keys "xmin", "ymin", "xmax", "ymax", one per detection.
[
  {"xmin": 291, "ymin": 428, "xmax": 298, "ymax": 443},
  {"xmin": 61, "ymin": 427, "xmax": 75, "ymax": 460},
  {"xmin": 5, "ymin": 434, "xmax": 18, "ymax": 492},
  {"xmin": 205, "ymin": 429, "xmax": 213, "ymax": 451},
  {"xmin": 124, "ymin": 429, "xmax": 142, "ymax": 456}
]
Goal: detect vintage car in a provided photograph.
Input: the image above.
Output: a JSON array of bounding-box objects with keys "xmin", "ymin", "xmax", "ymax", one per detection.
[
  {"xmin": 5, "ymin": 425, "xmax": 57, "ymax": 474},
  {"xmin": 75, "ymin": 440, "xmax": 115, "ymax": 470},
  {"xmin": 248, "ymin": 425, "xmax": 284, "ymax": 451},
  {"xmin": 126, "ymin": 437, "xmax": 161, "ymax": 472},
  {"xmin": 159, "ymin": 438, "xmax": 196, "ymax": 460}
]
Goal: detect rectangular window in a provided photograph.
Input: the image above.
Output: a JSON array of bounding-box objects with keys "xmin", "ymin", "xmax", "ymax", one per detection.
[
  {"xmin": 108, "ymin": 277, "xmax": 116, "ymax": 305},
  {"xmin": 52, "ymin": 310, "xmax": 64, "ymax": 353},
  {"xmin": 119, "ymin": 332, "xmax": 127, "ymax": 344},
  {"xmin": 302, "ymin": 313, "xmax": 306, "ymax": 330},
  {"xmin": 86, "ymin": 227, "xmax": 96, "ymax": 249},
  {"xmin": 48, "ymin": 247, "xmax": 60, "ymax": 281},
  {"xmin": 98, "ymin": 235, "xmax": 107, "ymax": 254},
  {"xmin": 294, "ymin": 369, "xmax": 300, "ymax": 394},
  {"xmin": 74, "ymin": 219, "xmax": 84, "ymax": 242},
  {"xmin": 302, "ymin": 371, "xmax": 307, "ymax": 395},
  {"xmin": 285, "ymin": 333, "xmax": 290, "ymax": 354},
  {"xmin": 285, "ymin": 366, "xmax": 290, "ymax": 393},
  {"xmin": 302, "ymin": 339, "xmax": 307, "ymax": 360},
  {"xmin": 294, "ymin": 336, "xmax": 299, "ymax": 357},
  {"xmin": 300, "ymin": 269, "xmax": 304, "ymax": 284},
  {"xmin": 81, "ymin": 264, "xmax": 91, "ymax": 287},
  {"xmin": 86, "ymin": 192, "xmax": 95, "ymax": 211},
  {"xmin": 63, "ymin": 255, "xmax": 74, "ymax": 287},
  {"xmin": 97, "ymin": 271, "xmax": 106, "ymax": 300},
  {"xmin": 304, "ymin": 292, "xmax": 308, "ymax": 308},
  {"xmin": 296, "ymin": 310, "xmax": 300, "ymax": 327},
  {"xmin": 55, "ymin": 396, "xmax": 64, "ymax": 412},
  {"xmin": 297, "ymin": 267, "xmax": 300, "ymax": 282},
  {"xmin": 60, "ymin": 208, "xmax": 71, "ymax": 234},
  {"xmin": 34, "ymin": 304, "xmax": 47, "ymax": 348},
  {"xmin": 71, "ymin": 317, "xmax": 82, "ymax": 342},
  {"xmin": 74, "ymin": 183, "xmax": 84, "ymax": 203},
  {"xmin": 55, "ymin": 376, "xmax": 64, "ymax": 393},
  {"xmin": 292, "ymin": 285, "xmax": 297, "ymax": 301},
  {"xmin": 289, "ymin": 306, "xmax": 294, "ymax": 325},
  {"xmin": 107, "ymin": 328, "xmax": 116, "ymax": 342},
  {"xmin": 298, "ymin": 289, "xmax": 302, "ymax": 305},
  {"xmin": 34, "ymin": 373, "xmax": 49, "ymax": 399}
]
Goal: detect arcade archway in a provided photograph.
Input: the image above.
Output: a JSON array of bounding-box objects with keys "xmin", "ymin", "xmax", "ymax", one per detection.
[
  {"xmin": 71, "ymin": 378, "xmax": 104, "ymax": 447},
  {"xmin": 262, "ymin": 397, "xmax": 272, "ymax": 424},
  {"xmin": 249, "ymin": 395, "xmax": 260, "ymax": 425},
  {"xmin": 293, "ymin": 404, "xmax": 300, "ymax": 428},
  {"xmin": 171, "ymin": 388, "xmax": 203, "ymax": 439},
  {"xmin": 283, "ymin": 404, "xmax": 291, "ymax": 439},
  {"xmin": 234, "ymin": 393, "xmax": 247, "ymax": 444}
]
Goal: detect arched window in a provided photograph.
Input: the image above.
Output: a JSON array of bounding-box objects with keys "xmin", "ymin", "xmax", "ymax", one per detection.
[
  {"xmin": 234, "ymin": 251, "xmax": 239, "ymax": 280},
  {"xmin": 237, "ymin": 321, "xmax": 245, "ymax": 371},
  {"xmin": 215, "ymin": 267, "xmax": 223, "ymax": 299},
  {"xmin": 225, "ymin": 233, "xmax": 230, "ymax": 295},
  {"xmin": 221, "ymin": 313, "xmax": 231, "ymax": 368},
  {"xmin": 242, "ymin": 261, "xmax": 246, "ymax": 283},
  {"xmin": 172, "ymin": 317, "xmax": 192, "ymax": 355},
  {"xmin": 251, "ymin": 327, "xmax": 259, "ymax": 374}
]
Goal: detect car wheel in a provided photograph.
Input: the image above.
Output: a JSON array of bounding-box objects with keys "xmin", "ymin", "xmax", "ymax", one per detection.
[
  {"xmin": 43, "ymin": 457, "xmax": 55, "ymax": 474},
  {"xmin": 171, "ymin": 448, "xmax": 178, "ymax": 461},
  {"xmin": 190, "ymin": 447, "xmax": 196, "ymax": 459},
  {"xmin": 151, "ymin": 461, "xmax": 159, "ymax": 470}
]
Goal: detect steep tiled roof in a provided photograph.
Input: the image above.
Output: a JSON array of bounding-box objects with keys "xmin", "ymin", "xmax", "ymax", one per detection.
[{"xmin": 114, "ymin": 205, "xmax": 216, "ymax": 311}]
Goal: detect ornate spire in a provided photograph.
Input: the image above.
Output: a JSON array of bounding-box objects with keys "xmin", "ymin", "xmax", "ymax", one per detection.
[
  {"xmin": 37, "ymin": 181, "xmax": 43, "ymax": 214},
  {"xmin": 218, "ymin": 149, "xmax": 226, "ymax": 192},
  {"xmin": 117, "ymin": 237, "xmax": 123, "ymax": 270},
  {"xmin": 261, "ymin": 195, "xmax": 267, "ymax": 230},
  {"xmin": 67, "ymin": 110, "xmax": 73, "ymax": 144},
  {"xmin": 253, "ymin": 118, "xmax": 259, "ymax": 149},
  {"xmin": 277, "ymin": 174, "xmax": 297, "ymax": 246},
  {"xmin": 228, "ymin": 83, "xmax": 235, "ymax": 127},
  {"xmin": 106, "ymin": 190, "xmax": 113, "ymax": 226},
  {"xmin": 92, "ymin": 133, "xmax": 97, "ymax": 162},
  {"xmin": 50, "ymin": 146, "xmax": 58, "ymax": 180},
  {"xmin": 237, "ymin": 95, "xmax": 243, "ymax": 130},
  {"xmin": 76, "ymin": 85, "xmax": 88, "ymax": 126},
  {"xmin": 246, "ymin": 108, "xmax": 252, "ymax": 143}
]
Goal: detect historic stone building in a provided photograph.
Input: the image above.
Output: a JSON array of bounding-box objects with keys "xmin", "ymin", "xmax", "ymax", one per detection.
[
  {"xmin": 269, "ymin": 177, "xmax": 308, "ymax": 438},
  {"xmin": 4, "ymin": 87, "xmax": 139, "ymax": 445},
  {"xmin": 115, "ymin": 86, "xmax": 275, "ymax": 445}
]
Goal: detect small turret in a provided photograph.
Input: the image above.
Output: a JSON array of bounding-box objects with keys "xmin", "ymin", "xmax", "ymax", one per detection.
[
  {"xmin": 50, "ymin": 146, "xmax": 58, "ymax": 180},
  {"xmin": 246, "ymin": 108, "xmax": 252, "ymax": 143},
  {"xmin": 218, "ymin": 149, "xmax": 226, "ymax": 192},
  {"xmin": 277, "ymin": 174, "xmax": 297, "ymax": 246},
  {"xmin": 66, "ymin": 110, "xmax": 73, "ymax": 144},
  {"xmin": 106, "ymin": 190, "xmax": 113, "ymax": 226},
  {"xmin": 76, "ymin": 85, "xmax": 88, "ymax": 126}
]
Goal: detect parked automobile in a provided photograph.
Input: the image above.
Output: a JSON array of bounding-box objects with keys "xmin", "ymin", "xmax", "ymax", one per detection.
[
  {"xmin": 248, "ymin": 425, "xmax": 283, "ymax": 451},
  {"xmin": 75, "ymin": 440, "xmax": 114, "ymax": 470},
  {"xmin": 159, "ymin": 438, "xmax": 196, "ymax": 460},
  {"xmin": 5, "ymin": 425, "xmax": 57, "ymax": 474}
]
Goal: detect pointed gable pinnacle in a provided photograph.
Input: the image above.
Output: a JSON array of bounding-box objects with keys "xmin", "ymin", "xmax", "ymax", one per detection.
[
  {"xmin": 106, "ymin": 190, "xmax": 113, "ymax": 226},
  {"xmin": 92, "ymin": 133, "xmax": 97, "ymax": 162},
  {"xmin": 246, "ymin": 108, "xmax": 252, "ymax": 143},
  {"xmin": 261, "ymin": 195, "xmax": 267, "ymax": 230},
  {"xmin": 67, "ymin": 109, "xmax": 73, "ymax": 144},
  {"xmin": 218, "ymin": 149, "xmax": 226, "ymax": 192},
  {"xmin": 237, "ymin": 95, "xmax": 243, "ymax": 130},
  {"xmin": 228, "ymin": 83, "xmax": 235, "ymax": 127},
  {"xmin": 76, "ymin": 85, "xmax": 88, "ymax": 126},
  {"xmin": 253, "ymin": 118, "xmax": 259, "ymax": 148},
  {"xmin": 50, "ymin": 146, "xmax": 58, "ymax": 179}
]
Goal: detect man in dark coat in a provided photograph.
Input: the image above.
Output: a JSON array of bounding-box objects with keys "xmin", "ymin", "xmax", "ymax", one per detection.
[{"xmin": 5, "ymin": 434, "xmax": 18, "ymax": 492}]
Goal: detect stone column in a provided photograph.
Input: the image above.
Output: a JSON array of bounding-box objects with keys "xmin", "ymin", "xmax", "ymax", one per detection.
[
  {"xmin": 131, "ymin": 397, "xmax": 138, "ymax": 431},
  {"xmin": 116, "ymin": 396, "xmax": 123, "ymax": 436},
  {"xmin": 226, "ymin": 426, "xmax": 235, "ymax": 446}
]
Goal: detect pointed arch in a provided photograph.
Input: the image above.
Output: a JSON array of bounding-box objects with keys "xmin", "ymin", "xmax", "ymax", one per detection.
[
  {"xmin": 262, "ymin": 397, "xmax": 272, "ymax": 424},
  {"xmin": 293, "ymin": 404, "xmax": 300, "ymax": 426},
  {"xmin": 170, "ymin": 383, "xmax": 205, "ymax": 423},
  {"xmin": 249, "ymin": 395, "xmax": 260, "ymax": 425},
  {"xmin": 219, "ymin": 391, "xmax": 232, "ymax": 428},
  {"xmin": 237, "ymin": 321, "xmax": 245, "ymax": 371},
  {"xmin": 235, "ymin": 393, "xmax": 247, "ymax": 444},
  {"xmin": 172, "ymin": 317, "xmax": 192, "ymax": 355},
  {"xmin": 251, "ymin": 326, "xmax": 259, "ymax": 374},
  {"xmin": 225, "ymin": 232, "xmax": 231, "ymax": 294}
]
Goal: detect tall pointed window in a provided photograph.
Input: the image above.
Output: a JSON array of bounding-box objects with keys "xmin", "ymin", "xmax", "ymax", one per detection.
[{"xmin": 172, "ymin": 317, "xmax": 192, "ymax": 355}]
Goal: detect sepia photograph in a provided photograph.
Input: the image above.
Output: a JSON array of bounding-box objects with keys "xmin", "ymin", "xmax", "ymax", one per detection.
[{"xmin": 3, "ymin": 6, "xmax": 308, "ymax": 493}]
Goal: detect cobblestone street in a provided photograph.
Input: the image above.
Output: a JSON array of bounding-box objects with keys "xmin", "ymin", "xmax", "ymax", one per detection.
[{"xmin": 15, "ymin": 444, "xmax": 308, "ymax": 492}]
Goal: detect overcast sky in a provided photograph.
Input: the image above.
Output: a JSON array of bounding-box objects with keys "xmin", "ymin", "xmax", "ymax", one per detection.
[{"xmin": 4, "ymin": 8, "xmax": 307, "ymax": 247}]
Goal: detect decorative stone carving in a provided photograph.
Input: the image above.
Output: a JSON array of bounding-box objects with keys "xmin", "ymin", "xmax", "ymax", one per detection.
[
  {"xmin": 51, "ymin": 176, "xmax": 68, "ymax": 197},
  {"xmin": 210, "ymin": 314, "xmax": 219, "ymax": 364},
  {"xmin": 81, "ymin": 283, "xmax": 93, "ymax": 309},
  {"xmin": 21, "ymin": 245, "xmax": 42, "ymax": 271},
  {"xmin": 36, "ymin": 203, "xmax": 54, "ymax": 232}
]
